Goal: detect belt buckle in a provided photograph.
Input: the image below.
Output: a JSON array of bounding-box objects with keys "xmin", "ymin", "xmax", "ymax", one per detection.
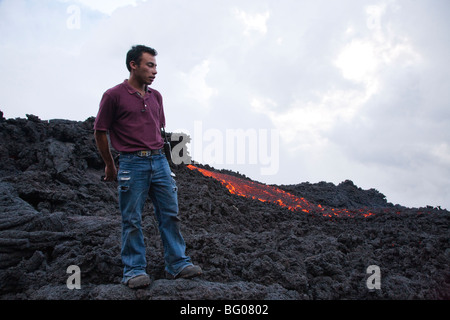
[{"xmin": 137, "ymin": 150, "xmax": 152, "ymax": 157}]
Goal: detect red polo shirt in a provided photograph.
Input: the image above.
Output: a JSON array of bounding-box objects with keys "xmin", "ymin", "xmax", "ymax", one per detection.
[{"xmin": 94, "ymin": 80, "xmax": 166, "ymax": 153}]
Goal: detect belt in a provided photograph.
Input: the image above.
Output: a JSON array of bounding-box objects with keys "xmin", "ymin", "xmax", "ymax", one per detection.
[{"xmin": 121, "ymin": 149, "xmax": 163, "ymax": 157}]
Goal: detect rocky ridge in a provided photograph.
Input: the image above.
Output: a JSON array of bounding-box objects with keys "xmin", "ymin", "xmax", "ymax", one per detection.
[{"xmin": 0, "ymin": 113, "xmax": 448, "ymax": 300}]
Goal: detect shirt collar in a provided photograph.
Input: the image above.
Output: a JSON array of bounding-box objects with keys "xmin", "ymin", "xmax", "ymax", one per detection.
[{"xmin": 122, "ymin": 79, "xmax": 152, "ymax": 95}]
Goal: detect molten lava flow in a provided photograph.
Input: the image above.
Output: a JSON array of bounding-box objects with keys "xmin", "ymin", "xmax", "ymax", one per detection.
[{"xmin": 187, "ymin": 165, "xmax": 375, "ymax": 218}]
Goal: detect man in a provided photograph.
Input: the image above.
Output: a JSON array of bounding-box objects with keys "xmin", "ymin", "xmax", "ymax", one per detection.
[{"xmin": 94, "ymin": 45, "xmax": 202, "ymax": 289}]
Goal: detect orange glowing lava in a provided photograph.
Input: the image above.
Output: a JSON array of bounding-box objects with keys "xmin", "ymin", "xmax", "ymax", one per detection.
[{"xmin": 187, "ymin": 165, "xmax": 374, "ymax": 218}]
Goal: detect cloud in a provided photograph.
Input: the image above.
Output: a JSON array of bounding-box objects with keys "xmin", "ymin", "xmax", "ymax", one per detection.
[
  {"xmin": 232, "ymin": 7, "xmax": 270, "ymax": 36},
  {"xmin": 244, "ymin": 0, "xmax": 450, "ymax": 209},
  {"xmin": 177, "ymin": 59, "xmax": 218, "ymax": 110},
  {"xmin": 58, "ymin": 0, "xmax": 148, "ymax": 16}
]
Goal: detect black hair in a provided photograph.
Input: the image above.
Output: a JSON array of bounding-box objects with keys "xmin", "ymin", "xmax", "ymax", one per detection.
[{"xmin": 126, "ymin": 45, "xmax": 158, "ymax": 72}]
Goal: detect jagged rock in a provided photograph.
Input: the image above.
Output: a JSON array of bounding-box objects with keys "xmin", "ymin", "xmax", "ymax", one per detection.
[{"xmin": 0, "ymin": 113, "xmax": 449, "ymax": 300}]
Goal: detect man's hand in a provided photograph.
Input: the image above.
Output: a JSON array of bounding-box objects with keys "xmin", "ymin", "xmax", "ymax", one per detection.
[
  {"xmin": 95, "ymin": 130, "xmax": 117, "ymax": 182},
  {"xmin": 104, "ymin": 164, "xmax": 118, "ymax": 181}
]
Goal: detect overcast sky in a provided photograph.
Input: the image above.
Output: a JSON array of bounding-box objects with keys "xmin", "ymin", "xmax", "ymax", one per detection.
[{"xmin": 1, "ymin": 0, "xmax": 449, "ymax": 209}]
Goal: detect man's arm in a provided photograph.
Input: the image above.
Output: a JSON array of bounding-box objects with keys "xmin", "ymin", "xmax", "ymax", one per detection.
[{"xmin": 94, "ymin": 130, "xmax": 117, "ymax": 181}]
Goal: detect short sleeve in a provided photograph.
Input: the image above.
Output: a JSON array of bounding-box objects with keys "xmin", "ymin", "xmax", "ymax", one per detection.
[{"xmin": 94, "ymin": 91, "xmax": 116, "ymax": 131}]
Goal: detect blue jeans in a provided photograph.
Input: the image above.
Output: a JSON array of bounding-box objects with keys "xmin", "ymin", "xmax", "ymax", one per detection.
[{"xmin": 117, "ymin": 152, "xmax": 192, "ymax": 283}]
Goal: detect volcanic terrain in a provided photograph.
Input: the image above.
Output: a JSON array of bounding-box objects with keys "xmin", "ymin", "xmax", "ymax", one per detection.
[{"xmin": 0, "ymin": 113, "xmax": 448, "ymax": 300}]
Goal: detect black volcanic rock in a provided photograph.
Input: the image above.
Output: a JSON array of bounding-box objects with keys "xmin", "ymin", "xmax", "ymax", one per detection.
[
  {"xmin": 0, "ymin": 113, "xmax": 449, "ymax": 300},
  {"xmin": 279, "ymin": 179, "xmax": 392, "ymax": 209}
]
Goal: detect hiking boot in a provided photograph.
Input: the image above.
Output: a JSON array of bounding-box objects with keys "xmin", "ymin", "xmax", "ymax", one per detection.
[
  {"xmin": 175, "ymin": 265, "xmax": 202, "ymax": 279},
  {"xmin": 126, "ymin": 274, "xmax": 151, "ymax": 289}
]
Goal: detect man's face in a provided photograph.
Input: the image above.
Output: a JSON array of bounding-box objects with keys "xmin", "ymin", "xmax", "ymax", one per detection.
[{"xmin": 133, "ymin": 52, "xmax": 157, "ymax": 85}]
